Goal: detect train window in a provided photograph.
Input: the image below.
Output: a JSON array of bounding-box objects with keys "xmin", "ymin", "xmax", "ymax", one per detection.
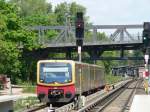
[{"xmin": 39, "ymin": 62, "xmax": 72, "ymax": 84}]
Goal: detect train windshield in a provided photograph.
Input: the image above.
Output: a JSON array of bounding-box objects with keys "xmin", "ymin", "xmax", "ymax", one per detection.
[{"xmin": 39, "ymin": 62, "xmax": 72, "ymax": 84}]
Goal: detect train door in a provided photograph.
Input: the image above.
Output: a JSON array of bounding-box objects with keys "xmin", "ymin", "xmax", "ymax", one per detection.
[{"xmin": 90, "ymin": 66, "xmax": 94, "ymax": 89}]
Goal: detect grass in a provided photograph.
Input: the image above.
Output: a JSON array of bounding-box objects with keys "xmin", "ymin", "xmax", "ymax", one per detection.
[
  {"xmin": 105, "ymin": 74, "xmax": 125, "ymax": 84},
  {"xmin": 14, "ymin": 96, "xmax": 39, "ymax": 111},
  {"xmin": 16, "ymin": 80, "xmax": 36, "ymax": 93},
  {"xmin": 22, "ymin": 86, "xmax": 36, "ymax": 93}
]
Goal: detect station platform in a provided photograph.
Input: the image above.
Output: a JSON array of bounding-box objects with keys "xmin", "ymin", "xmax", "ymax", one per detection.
[
  {"xmin": 0, "ymin": 95, "xmax": 22, "ymax": 103},
  {"xmin": 0, "ymin": 94, "xmax": 36, "ymax": 112},
  {"xmin": 0, "ymin": 95, "xmax": 22, "ymax": 112},
  {"xmin": 130, "ymin": 95, "xmax": 150, "ymax": 112}
]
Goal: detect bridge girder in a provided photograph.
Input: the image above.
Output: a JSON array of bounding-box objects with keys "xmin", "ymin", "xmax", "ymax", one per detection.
[
  {"xmin": 28, "ymin": 24, "xmax": 143, "ymax": 45},
  {"xmin": 24, "ymin": 24, "xmax": 144, "ymax": 61},
  {"xmin": 23, "ymin": 42, "xmax": 144, "ymax": 61}
]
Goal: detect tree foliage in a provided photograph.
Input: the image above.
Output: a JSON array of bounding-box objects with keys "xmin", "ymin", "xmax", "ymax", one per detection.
[
  {"xmin": 2, "ymin": 0, "xmax": 89, "ymax": 83},
  {"xmin": 54, "ymin": 2, "xmax": 87, "ymax": 25},
  {"xmin": 10, "ymin": 0, "xmax": 52, "ymax": 17},
  {"xmin": 0, "ymin": 0, "xmax": 140, "ymax": 83},
  {"xmin": 0, "ymin": 0, "xmax": 39, "ymax": 82}
]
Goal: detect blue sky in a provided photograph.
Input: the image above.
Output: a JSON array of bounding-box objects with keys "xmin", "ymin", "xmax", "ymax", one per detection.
[{"xmin": 47, "ymin": 0, "xmax": 150, "ymax": 25}]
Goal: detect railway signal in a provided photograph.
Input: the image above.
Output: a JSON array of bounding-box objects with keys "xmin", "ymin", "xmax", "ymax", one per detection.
[
  {"xmin": 143, "ymin": 22, "xmax": 150, "ymax": 47},
  {"xmin": 75, "ymin": 12, "xmax": 85, "ymax": 108},
  {"xmin": 75, "ymin": 12, "xmax": 84, "ymax": 46}
]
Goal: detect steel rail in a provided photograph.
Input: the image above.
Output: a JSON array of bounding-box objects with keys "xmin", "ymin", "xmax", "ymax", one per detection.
[
  {"xmin": 77, "ymin": 79, "xmax": 132, "ymax": 112},
  {"xmin": 54, "ymin": 102, "xmax": 75, "ymax": 112},
  {"xmin": 93, "ymin": 86, "xmax": 127, "ymax": 112},
  {"xmin": 23, "ymin": 102, "xmax": 75, "ymax": 112},
  {"xmin": 21, "ymin": 79, "xmax": 132, "ymax": 112},
  {"xmin": 93, "ymin": 79, "xmax": 141, "ymax": 112},
  {"xmin": 23, "ymin": 103, "xmax": 47, "ymax": 112},
  {"xmin": 121, "ymin": 79, "xmax": 142, "ymax": 112}
]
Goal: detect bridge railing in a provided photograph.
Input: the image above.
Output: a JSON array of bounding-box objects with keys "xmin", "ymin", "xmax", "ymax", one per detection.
[
  {"xmin": 26, "ymin": 25, "xmax": 143, "ymax": 47},
  {"xmin": 37, "ymin": 34, "xmax": 142, "ymax": 47}
]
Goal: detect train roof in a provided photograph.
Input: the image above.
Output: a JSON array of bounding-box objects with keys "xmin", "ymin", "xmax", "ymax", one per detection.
[
  {"xmin": 74, "ymin": 61, "xmax": 103, "ymax": 68},
  {"xmin": 37, "ymin": 60, "xmax": 103, "ymax": 68}
]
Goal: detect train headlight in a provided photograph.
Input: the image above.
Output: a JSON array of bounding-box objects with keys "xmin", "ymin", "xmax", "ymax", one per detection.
[
  {"xmin": 65, "ymin": 91, "xmax": 72, "ymax": 98},
  {"xmin": 40, "ymin": 79, "xmax": 44, "ymax": 83}
]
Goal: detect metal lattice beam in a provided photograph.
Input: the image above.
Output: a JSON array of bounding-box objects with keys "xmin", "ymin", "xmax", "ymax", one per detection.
[
  {"xmin": 29, "ymin": 24, "xmax": 143, "ymax": 30},
  {"xmin": 124, "ymin": 29, "xmax": 135, "ymax": 41},
  {"xmin": 110, "ymin": 29, "xmax": 120, "ymax": 41},
  {"xmin": 28, "ymin": 24, "xmax": 143, "ymax": 47}
]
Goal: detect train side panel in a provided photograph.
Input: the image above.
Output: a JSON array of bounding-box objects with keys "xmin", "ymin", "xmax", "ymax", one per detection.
[{"xmin": 74, "ymin": 62, "xmax": 105, "ymax": 95}]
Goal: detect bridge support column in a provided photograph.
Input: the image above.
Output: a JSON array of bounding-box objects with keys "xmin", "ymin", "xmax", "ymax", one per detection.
[
  {"xmin": 66, "ymin": 51, "xmax": 72, "ymax": 60},
  {"xmin": 93, "ymin": 28, "xmax": 97, "ymax": 42},
  {"xmin": 88, "ymin": 49, "xmax": 104, "ymax": 63},
  {"xmin": 120, "ymin": 47, "xmax": 124, "ymax": 58}
]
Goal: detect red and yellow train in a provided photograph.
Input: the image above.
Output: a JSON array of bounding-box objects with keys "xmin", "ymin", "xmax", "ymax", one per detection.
[{"xmin": 37, "ymin": 60, "xmax": 105, "ymax": 103}]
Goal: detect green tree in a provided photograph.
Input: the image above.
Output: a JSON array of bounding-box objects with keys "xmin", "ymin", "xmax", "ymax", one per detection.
[
  {"xmin": 8, "ymin": 0, "xmax": 59, "ymax": 83},
  {"xmin": 54, "ymin": 2, "xmax": 87, "ymax": 25},
  {"xmin": 0, "ymin": 0, "xmax": 39, "ymax": 82},
  {"xmin": 9, "ymin": 0, "xmax": 52, "ymax": 17},
  {"xmin": 101, "ymin": 51, "xmax": 118, "ymax": 73},
  {"xmin": 1, "ymin": 0, "xmax": 126, "ymax": 83}
]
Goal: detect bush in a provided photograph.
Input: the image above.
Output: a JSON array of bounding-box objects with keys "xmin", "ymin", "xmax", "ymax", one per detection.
[
  {"xmin": 18, "ymin": 81, "xmax": 36, "ymax": 93},
  {"xmin": 106, "ymin": 74, "xmax": 124, "ymax": 84},
  {"xmin": 23, "ymin": 86, "xmax": 36, "ymax": 93}
]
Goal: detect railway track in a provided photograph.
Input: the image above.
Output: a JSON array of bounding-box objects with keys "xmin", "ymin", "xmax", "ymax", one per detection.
[
  {"xmin": 78, "ymin": 79, "xmax": 142, "ymax": 112},
  {"xmin": 100, "ymin": 80, "xmax": 139, "ymax": 112},
  {"xmin": 22, "ymin": 103, "xmax": 47, "ymax": 112},
  {"xmin": 23, "ymin": 101, "xmax": 75, "ymax": 112},
  {"xmin": 22, "ymin": 79, "xmax": 134, "ymax": 112}
]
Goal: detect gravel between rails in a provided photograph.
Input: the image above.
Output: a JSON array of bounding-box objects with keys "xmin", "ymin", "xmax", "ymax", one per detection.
[{"xmin": 100, "ymin": 79, "xmax": 145, "ymax": 112}]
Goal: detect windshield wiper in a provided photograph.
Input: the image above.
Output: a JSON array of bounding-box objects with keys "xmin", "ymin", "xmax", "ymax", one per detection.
[
  {"xmin": 47, "ymin": 81, "xmax": 56, "ymax": 84},
  {"xmin": 45, "ymin": 80, "xmax": 71, "ymax": 84},
  {"xmin": 46, "ymin": 81, "xmax": 62, "ymax": 84},
  {"xmin": 47, "ymin": 81, "xmax": 67, "ymax": 84}
]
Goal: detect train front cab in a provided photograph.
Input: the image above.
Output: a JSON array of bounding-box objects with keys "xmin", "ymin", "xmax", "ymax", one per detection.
[{"xmin": 36, "ymin": 60, "xmax": 76, "ymax": 103}]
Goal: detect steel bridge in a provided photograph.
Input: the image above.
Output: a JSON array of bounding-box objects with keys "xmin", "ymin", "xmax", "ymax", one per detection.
[{"xmin": 25, "ymin": 24, "xmax": 144, "ymax": 60}]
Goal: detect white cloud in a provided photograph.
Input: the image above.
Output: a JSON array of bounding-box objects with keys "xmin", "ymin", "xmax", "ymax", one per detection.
[{"xmin": 47, "ymin": 0, "xmax": 150, "ymax": 25}]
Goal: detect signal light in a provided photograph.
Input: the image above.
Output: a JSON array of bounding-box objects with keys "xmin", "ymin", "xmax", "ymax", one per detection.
[
  {"xmin": 144, "ymin": 22, "xmax": 150, "ymax": 31},
  {"xmin": 143, "ymin": 22, "xmax": 150, "ymax": 47},
  {"xmin": 75, "ymin": 12, "xmax": 84, "ymax": 46},
  {"xmin": 77, "ymin": 24, "xmax": 81, "ymax": 27}
]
